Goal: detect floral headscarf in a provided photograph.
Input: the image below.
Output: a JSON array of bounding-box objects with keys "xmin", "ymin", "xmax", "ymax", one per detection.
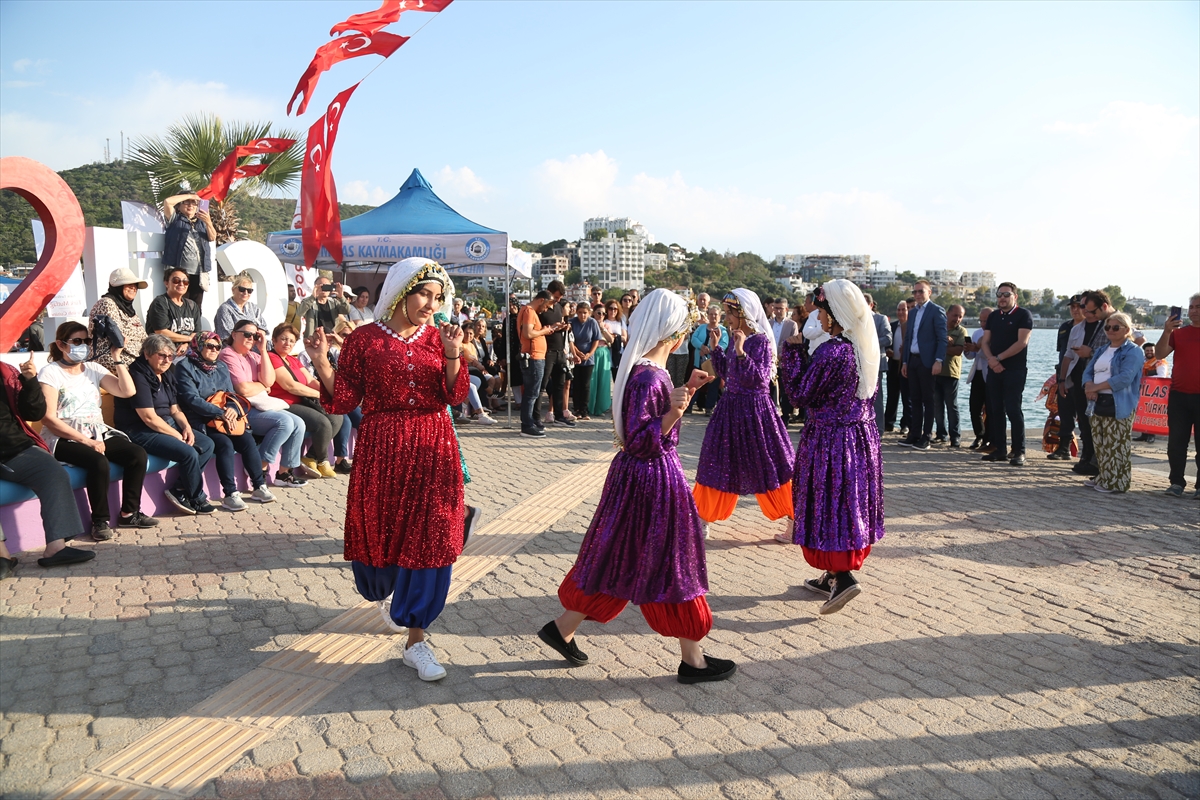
[{"xmin": 186, "ymin": 330, "xmax": 222, "ymax": 373}]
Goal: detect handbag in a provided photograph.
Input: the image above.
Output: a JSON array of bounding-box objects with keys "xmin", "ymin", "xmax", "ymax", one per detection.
[
  {"xmin": 248, "ymin": 392, "xmax": 288, "ymax": 412},
  {"xmin": 205, "ymin": 390, "xmax": 250, "ymax": 435},
  {"xmin": 1092, "ymin": 393, "xmax": 1116, "ymax": 418},
  {"xmin": 277, "ymin": 353, "xmax": 327, "ymax": 412}
]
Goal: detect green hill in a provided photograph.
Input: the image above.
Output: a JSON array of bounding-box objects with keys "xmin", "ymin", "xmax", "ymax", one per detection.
[{"xmin": 0, "ymin": 160, "xmax": 374, "ymax": 265}]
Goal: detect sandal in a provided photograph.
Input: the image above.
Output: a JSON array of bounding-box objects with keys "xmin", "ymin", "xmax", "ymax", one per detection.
[{"xmin": 37, "ymin": 547, "xmax": 96, "ymax": 568}]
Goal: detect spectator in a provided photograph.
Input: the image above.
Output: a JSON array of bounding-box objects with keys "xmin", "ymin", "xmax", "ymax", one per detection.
[
  {"xmin": 468, "ymin": 318, "xmax": 502, "ymax": 408},
  {"xmin": 219, "ymin": 320, "xmax": 311, "ymax": 487},
  {"xmin": 884, "ymin": 299, "xmax": 911, "ymax": 436},
  {"xmin": 284, "ymin": 283, "xmax": 304, "ymax": 333},
  {"xmin": 1066, "ymin": 290, "xmax": 1115, "ymax": 476},
  {"xmin": 175, "ymin": 331, "xmax": 277, "ymax": 511},
  {"xmin": 803, "ymin": 292, "xmax": 831, "ymax": 355},
  {"xmin": 146, "ymin": 267, "xmax": 202, "ymax": 356},
  {"xmin": 688, "ymin": 304, "xmax": 728, "ymax": 414},
  {"xmin": 347, "ymin": 285, "xmax": 375, "ymax": 324},
  {"xmin": 161, "ymin": 194, "xmax": 215, "ymax": 306},
  {"xmin": 88, "ymin": 267, "xmax": 148, "ymax": 373},
  {"xmin": 37, "ymin": 321, "xmax": 156, "ymax": 539},
  {"xmin": 569, "ymin": 301, "xmax": 603, "ymax": 420},
  {"xmin": 267, "ymin": 323, "xmax": 345, "ymax": 477},
  {"xmin": 981, "ymin": 282, "xmax": 1034, "ymax": 466},
  {"xmin": 1154, "ymin": 293, "xmax": 1200, "ymax": 497},
  {"xmin": 114, "ymin": 334, "xmax": 216, "ymax": 515},
  {"xmin": 964, "ymin": 307, "xmax": 993, "ymax": 450},
  {"xmin": 666, "ymin": 297, "xmax": 694, "ymax": 389},
  {"xmin": 601, "ymin": 300, "xmax": 627, "ymax": 380},
  {"xmin": 451, "ymin": 297, "xmax": 470, "ymax": 325},
  {"xmin": 214, "ymin": 273, "xmax": 267, "ymax": 341},
  {"xmin": 900, "ymin": 280, "xmax": 948, "ymax": 450},
  {"xmin": 1, "ymin": 356, "xmax": 93, "ymax": 570},
  {"xmin": 933, "ymin": 303, "xmax": 967, "ymax": 447},
  {"xmin": 500, "ymin": 296, "xmax": 523, "ymax": 406},
  {"xmin": 1141, "ymin": 342, "xmax": 1171, "ymax": 379},
  {"xmin": 863, "ymin": 293, "xmax": 892, "ymax": 434},
  {"xmin": 298, "ymin": 276, "xmax": 351, "ymax": 340},
  {"xmin": 1081, "ymin": 312, "xmax": 1144, "ymax": 493},
  {"xmin": 589, "ymin": 305, "xmax": 615, "ymax": 416},
  {"xmin": 540, "ymin": 280, "xmax": 574, "ymax": 427},
  {"xmin": 457, "ymin": 325, "xmax": 497, "ymax": 425},
  {"xmin": 696, "ymin": 292, "xmax": 711, "ymax": 313},
  {"xmin": 518, "ymin": 291, "xmax": 565, "ymax": 437},
  {"xmin": 770, "ymin": 297, "xmax": 800, "ymax": 422},
  {"xmin": 1049, "ymin": 295, "xmax": 1087, "ymax": 459},
  {"xmin": 16, "ymin": 313, "xmax": 45, "ymax": 352},
  {"xmin": 629, "ymin": 288, "xmax": 640, "ymax": 306},
  {"xmin": 619, "ymin": 293, "xmax": 635, "ymax": 325}
]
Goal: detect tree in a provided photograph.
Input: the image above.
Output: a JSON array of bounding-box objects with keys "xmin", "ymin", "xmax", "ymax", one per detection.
[
  {"xmin": 896, "ymin": 270, "xmax": 920, "ymax": 284},
  {"xmin": 564, "ymin": 268, "xmax": 582, "ymax": 284},
  {"xmin": 1041, "ymin": 288, "xmax": 1055, "ymax": 304},
  {"xmin": 586, "ymin": 228, "xmax": 608, "ymax": 241},
  {"xmin": 130, "ymin": 114, "xmax": 302, "ymax": 244},
  {"xmin": 539, "ymin": 239, "xmax": 567, "ymax": 256},
  {"xmin": 512, "ymin": 239, "xmax": 543, "ymax": 254},
  {"xmin": 1101, "ymin": 285, "xmax": 1127, "ymax": 314}
]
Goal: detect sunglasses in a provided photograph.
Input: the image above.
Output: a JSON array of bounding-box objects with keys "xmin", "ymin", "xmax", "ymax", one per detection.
[
  {"xmin": 996, "ymin": 291, "xmax": 1014, "ymax": 297},
  {"xmin": 169, "ymin": 278, "xmax": 190, "ymax": 285},
  {"xmin": 235, "ymin": 331, "xmax": 257, "ymax": 338},
  {"xmin": 235, "ymin": 286, "xmax": 254, "ymax": 294},
  {"xmin": 1104, "ymin": 324, "xmax": 1126, "ymax": 332},
  {"xmin": 148, "ymin": 352, "xmax": 174, "ymax": 360},
  {"xmin": 62, "ymin": 336, "xmax": 92, "ymax": 346},
  {"xmin": 201, "ymin": 343, "xmax": 222, "ymax": 351}
]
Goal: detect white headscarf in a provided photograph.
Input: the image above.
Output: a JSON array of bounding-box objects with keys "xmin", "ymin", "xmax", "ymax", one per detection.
[
  {"xmin": 373, "ymin": 257, "xmax": 455, "ymax": 324},
  {"xmin": 612, "ymin": 289, "xmax": 691, "ymax": 447},
  {"xmin": 820, "ymin": 279, "xmax": 880, "ymax": 399},
  {"xmin": 723, "ymin": 288, "xmax": 776, "ymax": 372}
]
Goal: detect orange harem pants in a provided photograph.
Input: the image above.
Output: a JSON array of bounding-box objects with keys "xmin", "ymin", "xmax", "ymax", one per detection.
[
  {"xmin": 558, "ymin": 568, "xmax": 713, "ymax": 641},
  {"xmin": 693, "ymin": 481, "xmax": 794, "ymax": 523}
]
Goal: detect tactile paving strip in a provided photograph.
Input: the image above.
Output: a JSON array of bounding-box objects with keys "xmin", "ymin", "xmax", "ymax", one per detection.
[{"xmin": 57, "ymin": 452, "xmax": 613, "ymax": 799}]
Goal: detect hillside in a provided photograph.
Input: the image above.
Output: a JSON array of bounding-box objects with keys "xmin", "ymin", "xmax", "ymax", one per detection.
[{"xmin": 0, "ymin": 160, "xmax": 373, "ymax": 265}]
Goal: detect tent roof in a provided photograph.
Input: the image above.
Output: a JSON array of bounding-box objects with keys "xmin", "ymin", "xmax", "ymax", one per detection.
[{"xmin": 337, "ymin": 168, "xmax": 502, "ymax": 237}]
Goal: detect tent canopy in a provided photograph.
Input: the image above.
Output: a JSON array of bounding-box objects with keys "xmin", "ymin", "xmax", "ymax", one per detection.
[{"xmin": 265, "ymin": 168, "xmax": 514, "ymax": 272}]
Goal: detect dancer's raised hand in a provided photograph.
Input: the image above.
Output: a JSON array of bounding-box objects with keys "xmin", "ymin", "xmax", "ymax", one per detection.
[
  {"xmin": 686, "ymin": 369, "xmax": 714, "ymax": 392},
  {"xmin": 438, "ymin": 322, "xmax": 464, "ymax": 355}
]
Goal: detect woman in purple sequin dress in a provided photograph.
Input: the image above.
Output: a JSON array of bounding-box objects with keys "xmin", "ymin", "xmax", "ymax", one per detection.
[
  {"xmin": 780, "ymin": 280, "xmax": 885, "ymax": 615},
  {"xmin": 536, "ymin": 290, "xmax": 737, "ymax": 685},
  {"xmin": 694, "ymin": 289, "xmax": 795, "ymax": 525}
]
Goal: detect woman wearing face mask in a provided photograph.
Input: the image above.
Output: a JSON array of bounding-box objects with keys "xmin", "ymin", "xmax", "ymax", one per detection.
[
  {"xmin": 37, "ymin": 321, "xmax": 158, "ymax": 540},
  {"xmin": 307, "ymin": 258, "xmax": 469, "ymax": 682}
]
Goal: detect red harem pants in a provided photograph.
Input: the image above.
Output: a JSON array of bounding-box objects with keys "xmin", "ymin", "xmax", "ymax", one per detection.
[
  {"xmin": 558, "ymin": 568, "xmax": 713, "ymax": 641},
  {"xmin": 801, "ymin": 545, "xmax": 871, "ymax": 572}
]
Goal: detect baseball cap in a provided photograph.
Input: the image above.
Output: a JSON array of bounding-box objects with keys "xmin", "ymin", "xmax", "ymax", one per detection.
[{"xmin": 108, "ymin": 267, "xmax": 148, "ymax": 289}]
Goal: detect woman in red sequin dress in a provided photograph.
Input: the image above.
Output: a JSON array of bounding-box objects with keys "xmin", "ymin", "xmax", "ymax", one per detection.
[{"xmin": 308, "ymin": 258, "xmax": 468, "ymax": 681}]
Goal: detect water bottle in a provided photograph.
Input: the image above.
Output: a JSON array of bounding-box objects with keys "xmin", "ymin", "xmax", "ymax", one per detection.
[{"xmin": 1086, "ymin": 398, "xmax": 1096, "ymax": 417}]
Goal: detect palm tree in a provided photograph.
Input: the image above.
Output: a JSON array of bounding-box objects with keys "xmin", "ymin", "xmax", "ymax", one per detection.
[{"xmin": 130, "ymin": 114, "xmax": 302, "ymax": 244}]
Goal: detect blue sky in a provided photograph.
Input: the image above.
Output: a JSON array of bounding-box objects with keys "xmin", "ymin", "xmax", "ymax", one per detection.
[{"xmin": 2, "ymin": 1, "xmax": 1197, "ymax": 303}]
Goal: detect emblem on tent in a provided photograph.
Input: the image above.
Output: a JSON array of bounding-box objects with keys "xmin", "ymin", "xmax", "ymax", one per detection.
[
  {"xmin": 281, "ymin": 238, "xmax": 302, "ymax": 256},
  {"xmin": 465, "ymin": 237, "xmax": 490, "ymax": 261}
]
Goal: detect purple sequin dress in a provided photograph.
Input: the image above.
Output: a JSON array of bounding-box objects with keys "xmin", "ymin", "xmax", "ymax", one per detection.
[
  {"xmin": 781, "ymin": 338, "xmax": 885, "ymax": 562},
  {"xmin": 571, "ymin": 363, "xmax": 708, "ymax": 605},
  {"xmin": 696, "ymin": 333, "xmax": 794, "ymax": 494}
]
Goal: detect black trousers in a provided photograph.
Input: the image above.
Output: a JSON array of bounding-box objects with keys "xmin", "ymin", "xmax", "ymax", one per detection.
[
  {"xmin": 666, "ymin": 352, "xmax": 689, "ymax": 388},
  {"xmin": 1167, "ymin": 390, "xmax": 1199, "ymax": 488},
  {"xmin": 571, "ymin": 364, "xmax": 594, "ymax": 416},
  {"xmin": 54, "ymin": 436, "xmax": 148, "ymax": 522},
  {"xmin": 1056, "ymin": 381, "xmax": 1078, "ymax": 450},
  {"xmin": 969, "ymin": 372, "xmax": 989, "ymax": 443},
  {"xmin": 185, "ymin": 271, "xmax": 205, "ymax": 307},
  {"xmin": 1069, "ymin": 381, "xmax": 1094, "ymax": 464},
  {"xmin": 541, "ymin": 349, "xmax": 568, "ymax": 421},
  {"xmin": 906, "ymin": 355, "xmax": 936, "ymax": 440},
  {"xmin": 986, "ymin": 367, "xmax": 1027, "ymax": 455},
  {"xmin": 885, "ymin": 360, "xmax": 910, "ymax": 430},
  {"xmin": 286, "ymin": 403, "xmax": 344, "ymax": 461}
]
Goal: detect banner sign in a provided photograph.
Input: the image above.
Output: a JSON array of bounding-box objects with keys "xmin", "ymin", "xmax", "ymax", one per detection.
[
  {"xmin": 284, "ymin": 263, "xmax": 318, "ymax": 301},
  {"xmin": 1132, "ymin": 376, "xmax": 1170, "ymax": 435},
  {"xmin": 266, "ymin": 231, "xmax": 508, "ymax": 269}
]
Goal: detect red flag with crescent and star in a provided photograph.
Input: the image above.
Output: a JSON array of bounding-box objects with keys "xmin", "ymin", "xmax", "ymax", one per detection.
[
  {"xmin": 300, "ymin": 84, "xmax": 359, "ymax": 266},
  {"xmin": 197, "ymin": 138, "xmax": 296, "ymax": 201},
  {"xmin": 287, "ymin": 31, "xmax": 407, "ymax": 115},
  {"xmin": 329, "ymin": 0, "xmax": 454, "ymax": 36}
]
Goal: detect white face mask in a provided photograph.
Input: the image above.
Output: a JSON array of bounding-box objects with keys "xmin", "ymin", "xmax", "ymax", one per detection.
[{"xmin": 64, "ymin": 344, "xmax": 90, "ymax": 364}]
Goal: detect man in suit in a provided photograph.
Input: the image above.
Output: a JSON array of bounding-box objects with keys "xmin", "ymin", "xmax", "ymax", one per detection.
[
  {"xmin": 863, "ymin": 294, "xmax": 893, "ymax": 434},
  {"xmin": 900, "ymin": 280, "xmax": 947, "ymax": 450}
]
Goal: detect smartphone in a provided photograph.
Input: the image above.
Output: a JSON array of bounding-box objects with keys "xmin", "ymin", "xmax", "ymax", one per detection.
[
  {"xmin": 198, "ymin": 199, "xmax": 210, "ymax": 213},
  {"xmin": 1169, "ymin": 306, "xmax": 1182, "ymax": 321}
]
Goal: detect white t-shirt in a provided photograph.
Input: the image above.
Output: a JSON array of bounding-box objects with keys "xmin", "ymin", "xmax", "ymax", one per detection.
[
  {"xmin": 36, "ymin": 361, "xmax": 113, "ymax": 452},
  {"xmin": 803, "ymin": 309, "xmax": 831, "ymax": 351},
  {"xmin": 347, "ymin": 305, "xmax": 374, "ymax": 324},
  {"xmin": 1092, "ymin": 348, "xmax": 1116, "ymax": 394}
]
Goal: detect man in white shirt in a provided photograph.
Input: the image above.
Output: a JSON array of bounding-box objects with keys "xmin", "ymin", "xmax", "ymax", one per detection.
[
  {"xmin": 770, "ymin": 298, "xmax": 800, "ymax": 422},
  {"xmin": 964, "ymin": 307, "xmax": 992, "ymax": 450}
]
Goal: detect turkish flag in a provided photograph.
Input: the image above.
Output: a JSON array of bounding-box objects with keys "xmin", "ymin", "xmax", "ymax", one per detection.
[
  {"xmin": 329, "ymin": 0, "xmax": 454, "ymax": 36},
  {"xmin": 197, "ymin": 151, "xmax": 240, "ymax": 201},
  {"xmin": 232, "ymin": 163, "xmax": 269, "ymax": 180},
  {"xmin": 287, "ymin": 31, "xmax": 407, "ymax": 115},
  {"xmin": 238, "ymin": 138, "xmax": 297, "ymax": 155},
  {"xmin": 300, "ymin": 84, "xmax": 359, "ymax": 266},
  {"xmin": 197, "ymin": 138, "xmax": 296, "ymax": 201}
]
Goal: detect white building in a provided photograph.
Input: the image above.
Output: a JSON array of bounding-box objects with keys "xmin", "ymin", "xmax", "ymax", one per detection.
[
  {"xmin": 924, "ymin": 269, "xmax": 960, "ymax": 284},
  {"xmin": 644, "ymin": 252, "xmax": 667, "ymax": 270},
  {"xmin": 584, "ymin": 216, "xmax": 656, "ymax": 246},
  {"xmin": 535, "ymin": 254, "xmax": 569, "ymax": 290},
  {"xmin": 774, "ymin": 254, "xmax": 871, "ymax": 278},
  {"xmin": 579, "ymin": 233, "xmax": 646, "ymax": 291},
  {"xmin": 777, "ymin": 276, "xmax": 817, "ymax": 295},
  {"xmin": 667, "ymin": 246, "xmax": 688, "ymax": 264},
  {"xmin": 862, "ymin": 270, "xmax": 898, "ymax": 289},
  {"xmin": 960, "ymin": 271, "xmax": 997, "ymax": 290}
]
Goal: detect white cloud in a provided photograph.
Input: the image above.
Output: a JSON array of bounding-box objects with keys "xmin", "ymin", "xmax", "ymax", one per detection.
[
  {"xmin": 0, "ymin": 71, "xmax": 276, "ymax": 170},
  {"xmin": 2, "ymin": 80, "xmax": 43, "ymax": 89},
  {"xmin": 536, "ymin": 150, "xmax": 620, "ymax": 212},
  {"xmin": 12, "ymin": 58, "xmax": 33, "ymax": 72},
  {"xmin": 339, "ymin": 180, "xmax": 391, "ymax": 206},
  {"xmin": 433, "ymin": 166, "xmax": 490, "ymax": 199}
]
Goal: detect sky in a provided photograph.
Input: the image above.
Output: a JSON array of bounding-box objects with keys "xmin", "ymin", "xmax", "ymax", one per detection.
[{"xmin": 1, "ymin": 0, "xmax": 1197, "ymax": 304}]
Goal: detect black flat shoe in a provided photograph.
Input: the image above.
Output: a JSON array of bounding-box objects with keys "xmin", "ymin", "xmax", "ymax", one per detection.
[
  {"xmin": 37, "ymin": 547, "xmax": 96, "ymax": 568},
  {"xmin": 537, "ymin": 620, "xmax": 588, "ymax": 666},
  {"xmin": 678, "ymin": 655, "xmax": 737, "ymax": 684}
]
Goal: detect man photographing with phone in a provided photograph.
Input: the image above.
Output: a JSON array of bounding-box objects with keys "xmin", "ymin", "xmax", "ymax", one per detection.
[{"xmin": 1154, "ymin": 293, "xmax": 1200, "ymax": 498}]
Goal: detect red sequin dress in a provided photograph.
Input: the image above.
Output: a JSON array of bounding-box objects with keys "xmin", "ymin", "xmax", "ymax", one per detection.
[{"xmin": 322, "ymin": 322, "xmax": 470, "ymax": 569}]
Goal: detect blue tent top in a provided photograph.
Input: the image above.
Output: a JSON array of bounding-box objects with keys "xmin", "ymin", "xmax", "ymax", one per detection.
[{"xmin": 337, "ymin": 169, "xmax": 502, "ymax": 237}]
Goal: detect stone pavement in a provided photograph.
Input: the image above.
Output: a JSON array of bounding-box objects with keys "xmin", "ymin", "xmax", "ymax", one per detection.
[{"xmin": 1, "ymin": 414, "xmax": 1197, "ymax": 799}]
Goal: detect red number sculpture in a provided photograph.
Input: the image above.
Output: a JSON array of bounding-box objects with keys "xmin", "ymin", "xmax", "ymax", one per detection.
[{"xmin": 0, "ymin": 157, "xmax": 86, "ymax": 352}]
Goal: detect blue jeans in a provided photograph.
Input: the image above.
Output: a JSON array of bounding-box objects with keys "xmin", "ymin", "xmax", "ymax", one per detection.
[
  {"xmin": 520, "ymin": 358, "xmax": 545, "ymax": 431},
  {"xmin": 0, "ymin": 445, "xmax": 83, "ymax": 544},
  {"xmin": 208, "ymin": 428, "xmax": 266, "ymax": 496},
  {"xmin": 248, "ymin": 408, "xmax": 304, "ymax": 469},
  {"xmin": 128, "ymin": 421, "xmax": 215, "ymax": 503},
  {"xmin": 333, "ymin": 406, "xmax": 363, "ymax": 459},
  {"xmin": 934, "ymin": 374, "xmax": 961, "ymax": 441}
]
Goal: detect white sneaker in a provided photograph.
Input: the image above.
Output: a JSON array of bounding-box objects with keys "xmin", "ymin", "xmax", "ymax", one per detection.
[
  {"xmin": 376, "ymin": 597, "xmax": 405, "ymax": 633},
  {"xmin": 403, "ymin": 640, "xmax": 447, "ymax": 681},
  {"xmin": 250, "ymin": 485, "xmax": 276, "ymax": 504},
  {"xmin": 703, "ymin": 523, "xmax": 711, "ymax": 540},
  {"xmin": 222, "ymin": 493, "xmax": 247, "ymax": 512},
  {"xmin": 773, "ymin": 531, "xmax": 792, "ymax": 544},
  {"xmin": 473, "ymin": 412, "xmax": 497, "ymax": 425}
]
